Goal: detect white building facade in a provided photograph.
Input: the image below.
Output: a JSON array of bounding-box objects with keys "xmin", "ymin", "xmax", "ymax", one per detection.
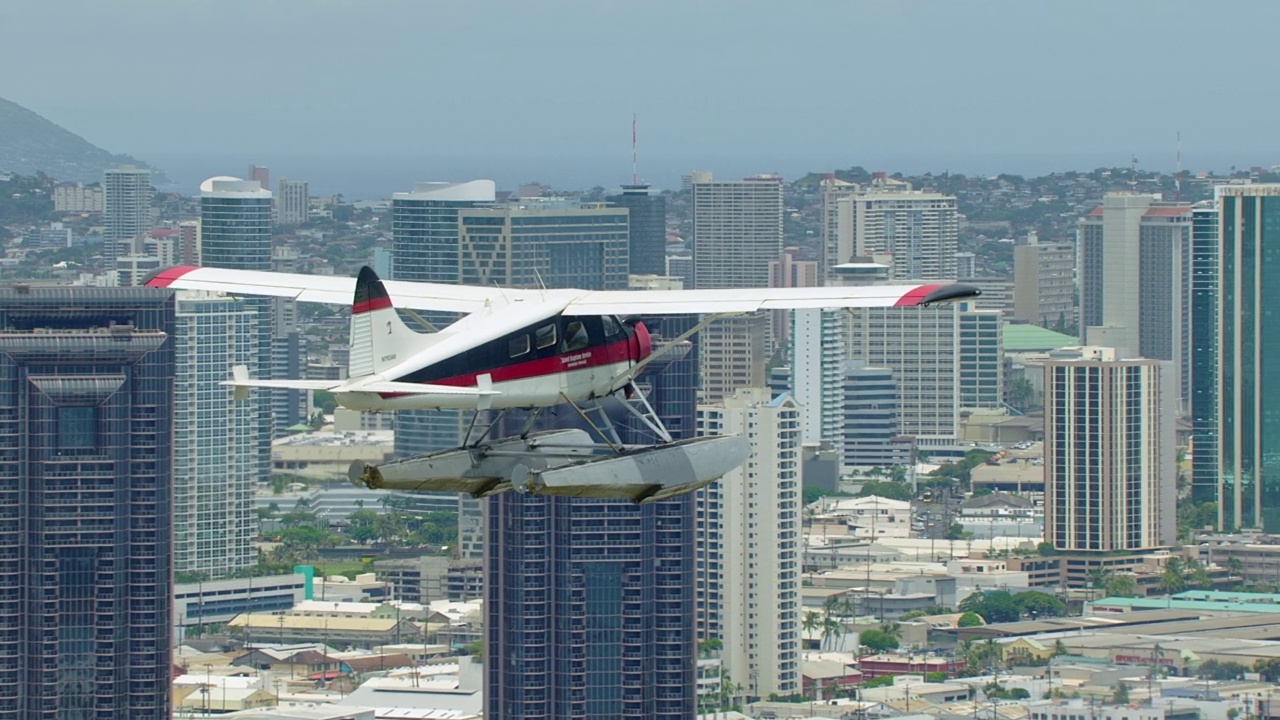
[
  {"xmin": 173, "ymin": 293, "xmax": 264, "ymax": 577},
  {"xmin": 696, "ymin": 389, "xmax": 802, "ymax": 698}
]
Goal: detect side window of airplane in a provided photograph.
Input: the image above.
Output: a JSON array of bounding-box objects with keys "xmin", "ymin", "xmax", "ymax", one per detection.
[
  {"xmin": 563, "ymin": 322, "xmax": 589, "ymax": 352},
  {"xmin": 602, "ymin": 315, "xmax": 621, "ymax": 337},
  {"xmin": 509, "ymin": 334, "xmax": 530, "ymax": 358},
  {"xmin": 535, "ymin": 324, "xmax": 557, "ymax": 350}
]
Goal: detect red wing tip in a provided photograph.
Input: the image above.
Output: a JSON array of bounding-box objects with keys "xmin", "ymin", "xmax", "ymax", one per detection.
[
  {"xmin": 894, "ymin": 284, "xmax": 942, "ymax": 307},
  {"xmin": 144, "ymin": 265, "xmax": 201, "ymax": 288}
]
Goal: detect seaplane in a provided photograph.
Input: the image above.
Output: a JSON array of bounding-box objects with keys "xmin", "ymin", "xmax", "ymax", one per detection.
[{"xmin": 146, "ymin": 265, "xmax": 978, "ymax": 503}]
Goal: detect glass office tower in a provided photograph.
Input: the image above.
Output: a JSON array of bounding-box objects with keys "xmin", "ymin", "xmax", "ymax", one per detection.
[{"xmin": 0, "ymin": 285, "xmax": 175, "ymax": 719}]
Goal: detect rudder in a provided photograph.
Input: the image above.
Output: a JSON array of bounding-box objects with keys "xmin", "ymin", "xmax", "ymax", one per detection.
[{"xmin": 348, "ymin": 266, "xmax": 436, "ymax": 377}]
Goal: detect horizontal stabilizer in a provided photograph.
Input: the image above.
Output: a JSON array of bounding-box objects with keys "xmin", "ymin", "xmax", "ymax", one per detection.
[
  {"xmin": 354, "ymin": 381, "xmax": 501, "ymax": 396},
  {"xmin": 220, "ymin": 379, "xmax": 346, "ymax": 391}
]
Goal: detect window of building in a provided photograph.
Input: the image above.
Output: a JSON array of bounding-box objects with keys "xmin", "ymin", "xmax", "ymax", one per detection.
[{"xmin": 58, "ymin": 406, "xmax": 96, "ymax": 448}]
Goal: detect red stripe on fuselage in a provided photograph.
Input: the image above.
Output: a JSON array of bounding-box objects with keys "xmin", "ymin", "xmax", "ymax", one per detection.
[
  {"xmin": 353, "ymin": 296, "xmax": 394, "ymax": 315},
  {"xmin": 893, "ymin": 284, "xmax": 942, "ymax": 307},
  {"xmin": 145, "ymin": 265, "xmax": 200, "ymax": 288},
  {"xmin": 377, "ymin": 336, "xmax": 635, "ymax": 398}
]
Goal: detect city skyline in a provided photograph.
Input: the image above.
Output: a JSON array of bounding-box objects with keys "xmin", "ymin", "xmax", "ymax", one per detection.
[{"xmin": 3, "ymin": 3, "xmax": 1280, "ymax": 196}]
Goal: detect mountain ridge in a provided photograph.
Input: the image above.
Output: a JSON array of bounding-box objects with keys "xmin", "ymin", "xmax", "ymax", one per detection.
[{"xmin": 0, "ymin": 96, "xmax": 163, "ymax": 184}]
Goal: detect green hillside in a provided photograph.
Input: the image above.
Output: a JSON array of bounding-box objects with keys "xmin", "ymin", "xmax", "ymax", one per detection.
[{"xmin": 0, "ymin": 96, "xmax": 159, "ymax": 183}]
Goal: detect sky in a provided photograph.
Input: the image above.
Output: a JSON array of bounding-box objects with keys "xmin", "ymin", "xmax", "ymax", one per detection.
[{"xmin": 3, "ymin": 1, "xmax": 1279, "ymax": 196}]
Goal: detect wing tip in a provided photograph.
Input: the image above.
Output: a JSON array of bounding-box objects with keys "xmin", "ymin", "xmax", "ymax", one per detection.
[{"xmin": 921, "ymin": 283, "xmax": 982, "ymax": 306}]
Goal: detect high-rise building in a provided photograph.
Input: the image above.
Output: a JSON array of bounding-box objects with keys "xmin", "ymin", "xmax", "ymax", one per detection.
[
  {"xmin": 955, "ymin": 251, "xmax": 976, "ymax": 279},
  {"xmin": 390, "ymin": 180, "xmax": 496, "ymax": 458},
  {"xmin": 699, "ymin": 314, "xmax": 769, "ymax": 404},
  {"xmin": 1078, "ymin": 193, "xmax": 1193, "ymax": 412},
  {"xmin": 53, "ymin": 182, "xmax": 104, "ymax": 213},
  {"xmin": 769, "ymin": 247, "xmax": 819, "ymax": 346},
  {"xmin": 1044, "ymin": 347, "xmax": 1175, "ymax": 551},
  {"xmin": 845, "ymin": 305, "xmax": 961, "ymax": 445},
  {"xmin": 198, "ymin": 176, "xmax": 274, "ymax": 494},
  {"xmin": 0, "ymin": 285, "xmax": 175, "ymax": 719},
  {"xmin": 790, "ymin": 308, "xmax": 845, "ymax": 453},
  {"xmin": 820, "ymin": 175, "xmax": 860, "ymax": 282},
  {"xmin": 608, "ymin": 184, "xmax": 667, "ymax": 276},
  {"xmin": 1013, "ymin": 235, "xmax": 1077, "ymax": 330},
  {"xmin": 199, "ymin": 177, "xmax": 273, "ymax": 270},
  {"xmin": 276, "ymin": 177, "xmax": 310, "ymax": 226},
  {"xmin": 696, "ymin": 389, "xmax": 802, "ymax": 699},
  {"xmin": 391, "ymin": 180, "xmax": 496, "ymax": 286},
  {"xmin": 173, "ymin": 294, "xmax": 261, "ymax": 577},
  {"xmin": 457, "ymin": 202, "xmax": 629, "ymax": 290},
  {"xmin": 1189, "ymin": 200, "xmax": 1220, "ymax": 512},
  {"xmin": 848, "ymin": 186, "xmax": 959, "ymax": 281},
  {"xmin": 1213, "ymin": 185, "xmax": 1280, "ymax": 531},
  {"xmin": 691, "ymin": 174, "xmax": 784, "ymax": 290},
  {"xmin": 103, "ymin": 165, "xmax": 151, "ymax": 267},
  {"xmin": 178, "ymin": 221, "xmax": 199, "ymax": 266},
  {"xmin": 958, "ymin": 307, "xmax": 1004, "ymax": 410},
  {"xmin": 840, "ymin": 361, "xmax": 910, "ymax": 468},
  {"xmin": 249, "ymin": 164, "xmax": 269, "ymax": 190},
  {"xmin": 485, "ymin": 320, "xmax": 697, "ymax": 720}
]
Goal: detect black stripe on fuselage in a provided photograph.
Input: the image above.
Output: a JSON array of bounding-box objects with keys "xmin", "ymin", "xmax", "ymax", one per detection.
[{"xmin": 399, "ymin": 314, "xmax": 629, "ymax": 385}]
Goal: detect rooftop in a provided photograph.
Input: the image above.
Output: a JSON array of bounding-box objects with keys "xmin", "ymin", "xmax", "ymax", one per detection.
[{"xmin": 1003, "ymin": 324, "xmax": 1078, "ymax": 352}]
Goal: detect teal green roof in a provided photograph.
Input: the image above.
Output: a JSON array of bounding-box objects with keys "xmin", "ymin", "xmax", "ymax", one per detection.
[
  {"xmin": 1092, "ymin": 596, "xmax": 1280, "ymax": 614},
  {"xmin": 1003, "ymin": 324, "xmax": 1078, "ymax": 352},
  {"xmin": 1173, "ymin": 589, "xmax": 1280, "ymax": 603}
]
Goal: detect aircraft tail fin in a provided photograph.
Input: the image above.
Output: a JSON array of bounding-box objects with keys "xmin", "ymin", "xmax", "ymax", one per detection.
[{"xmin": 349, "ymin": 266, "xmax": 438, "ymax": 377}]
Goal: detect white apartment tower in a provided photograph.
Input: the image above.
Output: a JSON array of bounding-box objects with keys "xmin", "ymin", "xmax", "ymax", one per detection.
[
  {"xmin": 103, "ymin": 165, "xmax": 152, "ymax": 266},
  {"xmin": 276, "ymin": 177, "xmax": 310, "ymax": 226},
  {"xmin": 825, "ymin": 177, "xmax": 959, "ymax": 282},
  {"xmin": 172, "ymin": 294, "xmax": 263, "ymax": 577},
  {"xmin": 1044, "ymin": 347, "xmax": 1175, "ymax": 552},
  {"xmin": 696, "ymin": 389, "xmax": 802, "ymax": 698},
  {"xmin": 791, "ymin": 308, "xmax": 846, "ymax": 453},
  {"xmin": 691, "ymin": 174, "xmax": 784, "ymax": 289}
]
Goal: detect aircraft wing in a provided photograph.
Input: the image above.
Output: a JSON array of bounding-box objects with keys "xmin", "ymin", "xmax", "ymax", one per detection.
[
  {"xmin": 146, "ymin": 266, "xmax": 534, "ymax": 314},
  {"xmin": 560, "ymin": 283, "xmax": 980, "ymax": 316}
]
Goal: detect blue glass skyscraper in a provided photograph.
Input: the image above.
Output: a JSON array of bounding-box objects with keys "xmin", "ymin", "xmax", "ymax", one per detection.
[
  {"xmin": 1215, "ymin": 186, "xmax": 1280, "ymax": 531},
  {"xmin": 0, "ymin": 285, "xmax": 175, "ymax": 719}
]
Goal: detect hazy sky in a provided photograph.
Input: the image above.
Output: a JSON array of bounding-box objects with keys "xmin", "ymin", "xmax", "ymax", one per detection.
[{"xmin": 3, "ymin": 1, "xmax": 1278, "ymax": 193}]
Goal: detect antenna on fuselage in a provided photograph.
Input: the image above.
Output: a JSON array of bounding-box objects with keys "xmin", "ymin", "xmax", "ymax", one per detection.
[
  {"xmin": 490, "ymin": 283, "xmax": 510, "ymax": 308},
  {"xmin": 532, "ymin": 270, "xmax": 547, "ymax": 301}
]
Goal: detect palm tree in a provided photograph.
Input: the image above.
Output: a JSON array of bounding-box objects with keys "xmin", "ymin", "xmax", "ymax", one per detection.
[
  {"xmin": 821, "ymin": 616, "xmax": 843, "ymax": 651},
  {"xmin": 802, "ymin": 611, "xmax": 822, "ymax": 648}
]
